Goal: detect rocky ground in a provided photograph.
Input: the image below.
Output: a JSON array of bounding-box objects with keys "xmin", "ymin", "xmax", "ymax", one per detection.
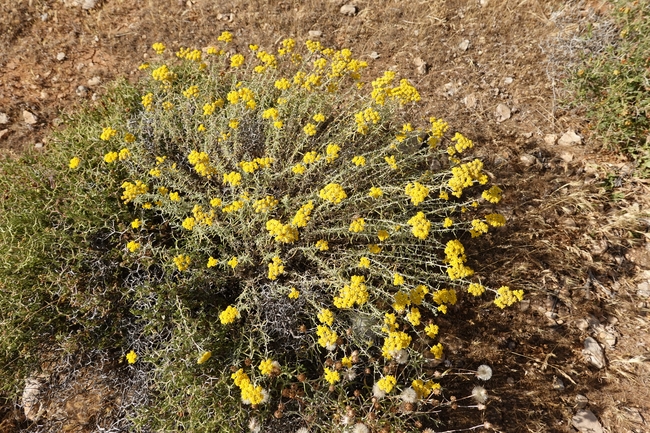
[{"xmin": 1, "ymin": 1, "xmax": 650, "ymax": 432}]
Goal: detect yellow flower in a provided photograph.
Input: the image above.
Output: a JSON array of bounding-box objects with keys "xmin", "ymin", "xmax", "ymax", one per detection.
[
  {"xmin": 125, "ymin": 350, "xmax": 138, "ymax": 364},
  {"xmin": 342, "ymin": 356, "xmax": 353, "ymax": 368},
  {"xmin": 273, "ymin": 120, "xmax": 284, "ymax": 129},
  {"xmin": 227, "ymin": 256, "xmax": 239, "ymax": 269},
  {"xmin": 267, "ymin": 256, "xmax": 284, "ymax": 280},
  {"xmin": 182, "ymin": 217, "xmax": 196, "ymax": 231},
  {"xmin": 393, "ymin": 273, "xmax": 405, "ymax": 286},
  {"xmin": 384, "ymin": 155, "xmax": 398, "ymax": 170},
  {"xmin": 182, "ymin": 85, "xmax": 199, "ymax": 98},
  {"xmin": 274, "ymin": 78, "xmax": 291, "ymax": 90},
  {"xmin": 349, "ymin": 217, "xmax": 365, "ymax": 233},
  {"xmin": 318, "ymin": 309, "xmax": 334, "ymax": 326},
  {"xmin": 377, "ymin": 230, "xmax": 389, "ymax": 241},
  {"xmin": 359, "ymin": 257, "xmax": 370, "ymax": 268},
  {"xmin": 104, "ymin": 152, "xmax": 118, "ymax": 163},
  {"xmin": 218, "ymin": 31, "xmax": 233, "ymax": 42},
  {"xmin": 485, "ymin": 213, "xmax": 506, "ymax": 227},
  {"xmin": 100, "ymin": 127, "xmax": 117, "ymax": 141},
  {"xmin": 197, "ymin": 124, "xmax": 206, "ymax": 132},
  {"xmin": 368, "ymin": 244, "xmax": 382, "ymax": 254},
  {"xmin": 316, "ymin": 325, "xmax": 338, "ymax": 349},
  {"xmin": 149, "ymin": 168, "xmax": 161, "ymax": 177},
  {"xmin": 152, "ymin": 42, "xmax": 166, "ymax": 54},
  {"xmin": 292, "ymin": 163, "xmax": 306, "ymax": 175},
  {"xmin": 325, "ymin": 144, "xmax": 340, "ymax": 163},
  {"xmin": 288, "ymin": 287, "xmax": 300, "ymax": 299},
  {"xmin": 368, "ymin": 187, "xmax": 383, "ymax": 199},
  {"xmin": 405, "ymin": 182, "xmax": 429, "ymax": 206},
  {"xmin": 223, "ymin": 171, "xmax": 242, "ymax": 186},
  {"xmin": 292, "ymin": 201, "xmax": 314, "ymax": 227},
  {"xmin": 169, "ymin": 191, "xmax": 180, "ymax": 201},
  {"xmin": 352, "ymin": 155, "xmax": 366, "ymax": 166},
  {"xmin": 439, "ymin": 190, "xmax": 449, "ymax": 200},
  {"xmin": 324, "ymin": 367, "xmax": 340, "ymax": 385},
  {"xmin": 173, "ymin": 254, "xmax": 191, "ymax": 271},
  {"xmin": 207, "ymin": 257, "xmax": 218, "ymax": 268},
  {"xmin": 303, "ymin": 123, "xmax": 317, "ymax": 136},
  {"xmin": 315, "ymin": 239, "xmax": 329, "ymax": 251},
  {"xmin": 319, "ymin": 183, "xmax": 347, "ymax": 204},
  {"xmin": 219, "ymin": 305, "xmax": 239, "ymax": 324},
  {"xmin": 407, "ymin": 211, "xmax": 431, "ymax": 240},
  {"xmin": 424, "ymin": 324, "xmax": 439, "ymax": 338},
  {"xmin": 124, "ymin": 133, "xmax": 136, "ymax": 143},
  {"xmin": 230, "ymin": 53, "xmax": 245, "ymax": 68},
  {"xmin": 258, "ymin": 359, "xmax": 274, "ymax": 375},
  {"xmin": 443, "ymin": 217, "xmax": 453, "ymax": 228},
  {"xmin": 430, "ymin": 343, "xmax": 444, "ymax": 359},
  {"xmin": 131, "ymin": 219, "xmax": 142, "ymax": 229},
  {"xmin": 162, "ymin": 101, "xmax": 174, "ymax": 111},
  {"xmin": 197, "ymin": 351, "xmax": 212, "ymax": 364},
  {"xmin": 313, "ymin": 112, "xmax": 325, "ymax": 122},
  {"xmin": 377, "ymin": 375, "xmax": 396, "ymax": 393},
  {"xmin": 493, "ymin": 286, "xmax": 524, "ymax": 308},
  {"xmin": 407, "ymin": 307, "xmax": 421, "ymax": 326},
  {"xmin": 468, "ymin": 283, "xmax": 485, "ymax": 296},
  {"xmin": 127, "ymin": 241, "xmax": 140, "ymax": 252},
  {"xmin": 68, "ymin": 157, "xmax": 80, "ymax": 169}
]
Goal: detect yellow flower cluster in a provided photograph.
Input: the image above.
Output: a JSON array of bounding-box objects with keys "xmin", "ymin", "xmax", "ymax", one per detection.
[
  {"xmin": 292, "ymin": 201, "xmax": 314, "ymax": 227},
  {"xmin": 468, "ymin": 283, "xmax": 486, "ymax": 296},
  {"xmin": 485, "ymin": 213, "xmax": 506, "ymax": 227},
  {"xmin": 274, "ymin": 78, "xmax": 291, "ymax": 90},
  {"xmin": 315, "ymin": 239, "xmax": 329, "ymax": 251},
  {"xmin": 288, "ymin": 287, "xmax": 300, "ymax": 299},
  {"xmin": 382, "ymin": 331, "xmax": 412, "ymax": 359},
  {"xmin": 412, "ymin": 379, "xmax": 441, "ymax": 398},
  {"xmin": 424, "ymin": 324, "xmax": 439, "ymax": 338},
  {"xmin": 352, "ymin": 155, "xmax": 366, "ymax": 166},
  {"xmin": 188, "ymin": 150, "xmax": 217, "ymax": 178},
  {"xmin": 482, "ymin": 185, "xmax": 503, "ymax": 203},
  {"xmin": 152, "ymin": 42, "xmax": 165, "ymax": 54},
  {"xmin": 173, "ymin": 254, "xmax": 191, "ymax": 271},
  {"xmin": 69, "ymin": 157, "xmax": 80, "ymax": 169},
  {"xmin": 470, "ymin": 219, "xmax": 489, "ymax": 238},
  {"xmin": 319, "ymin": 183, "xmax": 347, "ymax": 204},
  {"xmin": 316, "ymin": 325, "xmax": 338, "ymax": 349},
  {"xmin": 376, "ymin": 375, "xmax": 397, "ymax": 393},
  {"xmin": 222, "ymin": 200, "xmax": 244, "ymax": 213},
  {"xmin": 176, "ymin": 47, "xmax": 202, "ymax": 62},
  {"xmin": 230, "ymin": 53, "xmax": 245, "ymax": 68},
  {"xmin": 182, "ymin": 85, "xmax": 199, "ymax": 98},
  {"xmin": 182, "ymin": 217, "xmax": 196, "ymax": 230},
  {"xmin": 359, "ymin": 257, "xmax": 371, "ymax": 268},
  {"xmin": 258, "ymin": 359, "xmax": 274, "ymax": 375},
  {"xmin": 368, "ymin": 187, "xmax": 383, "ymax": 199},
  {"xmin": 227, "ymin": 87, "xmax": 255, "ymax": 108},
  {"xmin": 448, "ymin": 159, "xmax": 489, "ymax": 198},
  {"xmin": 405, "ymin": 182, "xmax": 429, "ymax": 206},
  {"xmin": 406, "ymin": 307, "xmax": 421, "ymax": 326},
  {"xmin": 267, "ymin": 256, "xmax": 284, "ymax": 280},
  {"xmin": 318, "ymin": 309, "xmax": 334, "ymax": 326},
  {"xmin": 407, "ymin": 211, "xmax": 431, "ymax": 240},
  {"xmin": 278, "ymin": 38, "xmax": 296, "ymax": 55},
  {"xmin": 192, "ymin": 205, "xmax": 215, "ymax": 226},
  {"xmin": 239, "ymin": 157, "xmax": 273, "ymax": 173},
  {"xmin": 223, "ymin": 171, "xmax": 242, "ymax": 186},
  {"xmin": 333, "ymin": 275, "xmax": 368, "ymax": 308},
  {"xmin": 323, "ymin": 367, "xmax": 340, "ymax": 385},
  {"xmin": 449, "ymin": 132, "xmax": 474, "ymax": 155},
  {"xmin": 120, "ymin": 180, "xmax": 148, "ymax": 203},
  {"xmin": 197, "ymin": 351, "xmax": 212, "ymax": 364},
  {"xmin": 266, "ymin": 219, "xmax": 299, "ymax": 243},
  {"xmin": 151, "ymin": 64, "xmax": 175, "ymax": 82},
  {"xmin": 126, "ymin": 350, "xmax": 138, "ymax": 364},
  {"xmin": 430, "ymin": 343, "xmax": 444, "ymax": 359},
  {"xmin": 231, "ymin": 369, "xmax": 266, "ymax": 405},
  {"xmin": 303, "ymin": 151, "xmax": 320, "ymax": 164},
  {"xmin": 433, "ymin": 289, "xmax": 457, "ymax": 306},
  {"xmin": 349, "ymin": 217, "xmax": 365, "ymax": 233},
  {"xmin": 253, "ymin": 196, "xmax": 278, "ymax": 213},
  {"xmin": 384, "ymin": 155, "xmax": 398, "ymax": 170},
  {"xmin": 370, "ymin": 71, "xmax": 420, "ymax": 105},
  {"xmin": 393, "ymin": 273, "xmax": 405, "ymax": 286},
  {"xmin": 303, "ymin": 123, "xmax": 317, "ymax": 136},
  {"xmin": 100, "ymin": 127, "xmax": 117, "ymax": 141},
  {"xmin": 325, "ymin": 144, "xmax": 340, "ymax": 163},
  {"xmin": 218, "ymin": 31, "xmax": 233, "ymax": 43},
  {"xmin": 219, "ymin": 305, "xmax": 239, "ymax": 324},
  {"xmin": 493, "ymin": 286, "xmax": 524, "ymax": 308},
  {"xmin": 127, "ymin": 241, "xmax": 140, "ymax": 252},
  {"xmin": 141, "ymin": 92, "xmax": 153, "ymax": 110},
  {"xmin": 354, "ymin": 107, "xmax": 380, "ymax": 134},
  {"xmin": 444, "ymin": 240, "xmax": 474, "ymax": 280}
]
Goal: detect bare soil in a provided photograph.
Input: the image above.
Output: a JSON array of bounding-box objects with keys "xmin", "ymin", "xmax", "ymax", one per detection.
[{"xmin": 2, "ymin": 0, "xmax": 650, "ymax": 432}]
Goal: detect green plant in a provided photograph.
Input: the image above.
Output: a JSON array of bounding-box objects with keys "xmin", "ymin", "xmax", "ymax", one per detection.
[
  {"xmin": 569, "ymin": 0, "xmax": 650, "ymax": 175},
  {"xmin": 1, "ymin": 34, "xmax": 517, "ymax": 432}
]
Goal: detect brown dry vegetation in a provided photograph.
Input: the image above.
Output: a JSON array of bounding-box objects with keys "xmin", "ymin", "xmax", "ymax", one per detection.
[{"xmin": 1, "ymin": 0, "xmax": 650, "ymax": 432}]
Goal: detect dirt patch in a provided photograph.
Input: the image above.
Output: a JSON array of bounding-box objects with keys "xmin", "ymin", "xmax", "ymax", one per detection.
[{"xmin": 2, "ymin": 0, "xmax": 650, "ymax": 432}]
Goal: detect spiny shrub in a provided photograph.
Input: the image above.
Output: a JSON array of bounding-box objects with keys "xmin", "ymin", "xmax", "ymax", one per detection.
[{"xmin": 2, "ymin": 34, "xmax": 521, "ymax": 432}]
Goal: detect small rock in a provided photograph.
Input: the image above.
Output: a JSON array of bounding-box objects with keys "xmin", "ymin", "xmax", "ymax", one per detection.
[
  {"xmin": 459, "ymin": 39, "xmax": 470, "ymax": 51},
  {"xmin": 23, "ymin": 110, "xmax": 38, "ymax": 125},
  {"xmin": 82, "ymin": 0, "xmax": 97, "ymax": 9},
  {"xmin": 340, "ymin": 4, "xmax": 357, "ymax": 16},
  {"xmin": 56, "ymin": 52, "xmax": 66, "ymax": 61},
  {"xmin": 22, "ymin": 377, "xmax": 44, "ymax": 421},
  {"xmin": 39, "ymin": 90, "xmax": 48, "ymax": 99},
  {"xmin": 518, "ymin": 299, "xmax": 530, "ymax": 311},
  {"xmin": 558, "ymin": 129, "xmax": 582, "ymax": 146},
  {"xmin": 413, "ymin": 57, "xmax": 428, "ymax": 75},
  {"xmin": 464, "ymin": 93, "xmax": 477, "ymax": 109},
  {"xmin": 52, "ymin": 118, "xmax": 63, "ymax": 126},
  {"xmin": 369, "ymin": 51, "xmax": 380, "ymax": 60},
  {"xmin": 506, "ymin": 377, "xmax": 515, "ymax": 385},
  {"xmin": 544, "ymin": 134, "xmax": 558, "ymax": 145},
  {"xmin": 575, "ymin": 394, "xmax": 588, "ymax": 409},
  {"xmin": 34, "ymin": 143, "xmax": 44, "ymax": 149},
  {"xmin": 552, "ymin": 376, "xmax": 565, "ymax": 391},
  {"xmin": 76, "ymin": 85, "xmax": 89, "ymax": 97},
  {"xmin": 308, "ymin": 30, "xmax": 322, "ymax": 38},
  {"xmin": 479, "ymin": 0, "xmax": 489, "ymax": 6},
  {"xmin": 572, "ymin": 409, "xmax": 604, "ymax": 433},
  {"xmin": 582, "ymin": 337, "xmax": 606, "ymax": 369},
  {"xmin": 504, "ymin": 77, "xmax": 513, "ymax": 85},
  {"xmin": 545, "ymin": 311, "xmax": 558, "ymax": 320},
  {"xmin": 0, "ymin": 129, "xmax": 8, "ymax": 140},
  {"xmin": 495, "ymin": 103, "xmax": 511, "ymax": 122},
  {"xmin": 87, "ymin": 76, "xmax": 102, "ymax": 86},
  {"xmin": 560, "ymin": 151, "xmax": 574, "ymax": 163},
  {"xmin": 637, "ymin": 281, "xmax": 650, "ymax": 298},
  {"xmin": 519, "ymin": 154, "xmax": 537, "ymax": 166},
  {"xmin": 522, "ymin": 131, "xmax": 533, "ymax": 138},
  {"xmin": 576, "ymin": 318, "xmax": 590, "ymax": 332},
  {"xmin": 41, "ymin": 13, "xmax": 49, "ymax": 21},
  {"xmin": 0, "ymin": 112, "xmax": 8, "ymax": 124}
]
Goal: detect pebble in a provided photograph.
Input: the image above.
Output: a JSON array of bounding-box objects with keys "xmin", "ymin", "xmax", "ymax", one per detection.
[
  {"xmin": 519, "ymin": 154, "xmax": 537, "ymax": 166},
  {"xmin": 0, "ymin": 129, "xmax": 8, "ymax": 140},
  {"xmin": 413, "ymin": 57, "xmax": 428, "ymax": 75},
  {"xmin": 572, "ymin": 409, "xmax": 604, "ymax": 433},
  {"xmin": 369, "ymin": 51, "xmax": 380, "ymax": 59},
  {"xmin": 23, "ymin": 110, "xmax": 38, "ymax": 125},
  {"xmin": 87, "ymin": 76, "xmax": 102, "ymax": 86},
  {"xmin": 504, "ymin": 77, "xmax": 513, "ymax": 85},
  {"xmin": 575, "ymin": 394, "xmax": 588, "ymax": 409},
  {"xmin": 340, "ymin": 4, "xmax": 357, "ymax": 16},
  {"xmin": 82, "ymin": 0, "xmax": 98, "ymax": 9},
  {"xmin": 459, "ymin": 39, "xmax": 470, "ymax": 51},
  {"xmin": 308, "ymin": 30, "xmax": 322, "ymax": 38},
  {"xmin": 637, "ymin": 281, "xmax": 650, "ymax": 298},
  {"xmin": 582, "ymin": 337, "xmax": 606, "ymax": 369},
  {"xmin": 0, "ymin": 112, "xmax": 8, "ymax": 124},
  {"xmin": 56, "ymin": 52, "xmax": 66, "ymax": 61},
  {"xmin": 544, "ymin": 134, "xmax": 558, "ymax": 145},
  {"xmin": 22, "ymin": 377, "xmax": 44, "ymax": 421},
  {"xmin": 34, "ymin": 143, "xmax": 44, "ymax": 149},
  {"xmin": 495, "ymin": 103, "xmax": 511, "ymax": 122},
  {"xmin": 464, "ymin": 93, "xmax": 477, "ymax": 109},
  {"xmin": 76, "ymin": 86, "xmax": 89, "ymax": 97},
  {"xmin": 560, "ymin": 151, "xmax": 574, "ymax": 163},
  {"xmin": 552, "ymin": 376, "xmax": 565, "ymax": 391},
  {"xmin": 558, "ymin": 129, "xmax": 582, "ymax": 146}
]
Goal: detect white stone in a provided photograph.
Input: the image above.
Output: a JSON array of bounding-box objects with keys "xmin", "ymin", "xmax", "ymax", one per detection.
[
  {"xmin": 519, "ymin": 154, "xmax": 537, "ymax": 166},
  {"xmin": 87, "ymin": 76, "xmax": 102, "ymax": 86},
  {"xmin": 308, "ymin": 30, "xmax": 322, "ymax": 38},
  {"xmin": 0, "ymin": 129, "xmax": 8, "ymax": 140},
  {"xmin": 0, "ymin": 112, "xmax": 8, "ymax": 124},
  {"xmin": 558, "ymin": 129, "xmax": 582, "ymax": 146},
  {"xmin": 56, "ymin": 52, "xmax": 66, "ymax": 61},
  {"xmin": 340, "ymin": 4, "xmax": 357, "ymax": 16},
  {"xmin": 464, "ymin": 93, "xmax": 477, "ymax": 109},
  {"xmin": 459, "ymin": 39, "xmax": 470, "ymax": 51},
  {"xmin": 495, "ymin": 103, "xmax": 511, "ymax": 122},
  {"xmin": 582, "ymin": 337, "xmax": 606, "ymax": 369},
  {"xmin": 572, "ymin": 409, "xmax": 604, "ymax": 433},
  {"xmin": 23, "ymin": 110, "xmax": 37, "ymax": 125},
  {"xmin": 544, "ymin": 134, "xmax": 558, "ymax": 145}
]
